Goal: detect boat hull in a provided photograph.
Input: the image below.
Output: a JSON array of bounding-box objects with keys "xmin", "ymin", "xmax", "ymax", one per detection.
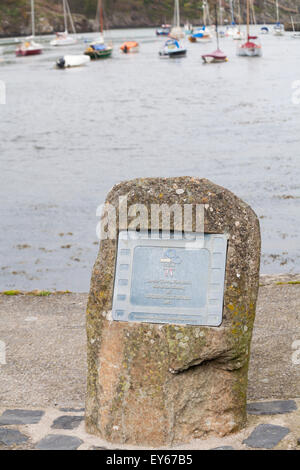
[
  {"xmin": 56, "ymin": 55, "xmax": 90, "ymax": 68},
  {"xmin": 50, "ymin": 38, "xmax": 77, "ymax": 47},
  {"xmin": 237, "ymin": 46, "xmax": 262, "ymax": 57},
  {"xmin": 84, "ymin": 48, "xmax": 112, "ymax": 59},
  {"xmin": 159, "ymin": 49, "xmax": 187, "ymax": 57},
  {"xmin": 16, "ymin": 48, "xmax": 42, "ymax": 57}
]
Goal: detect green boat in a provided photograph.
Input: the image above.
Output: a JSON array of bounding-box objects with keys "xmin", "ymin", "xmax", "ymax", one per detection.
[
  {"xmin": 84, "ymin": 42, "xmax": 113, "ymax": 59},
  {"xmin": 84, "ymin": 0, "xmax": 113, "ymax": 60}
]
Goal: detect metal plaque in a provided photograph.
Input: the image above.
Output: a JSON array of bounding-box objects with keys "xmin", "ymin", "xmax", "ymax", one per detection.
[{"xmin": 112, "ymin": 231, "xmax": 228, "ymax": 326}]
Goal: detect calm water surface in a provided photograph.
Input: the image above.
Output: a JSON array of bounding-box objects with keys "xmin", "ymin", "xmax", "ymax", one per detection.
[{"xmin": 0, "ymin": 27, "xmax": 299, "ymax": 291}]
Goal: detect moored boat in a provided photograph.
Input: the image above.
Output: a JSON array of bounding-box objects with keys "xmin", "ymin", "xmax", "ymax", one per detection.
[
  {"xmin": 237, "ymin": 0, "xmax": 262, "ymax": 57},
  {"xmin": 16, "ymin": 38, "xmax": 43, "ymax": 56},
  {"xmin": 156, "ymin": 24, "xmax": 171, "ymax": 36},
  {"xmin": 84, "ymin": 0, "xmax": 113, "ymax": 60},
  {"xmin": 120, "ymin": 41, "xmax": 139, "ymax": 53},
  {"xmin": 169, "ymin": 0, "xmax": 185, "ymax": 39},
  {"xmin": 261, "ymin": 25, "xmax": 269, "ymax": 34},
  {"xmin": 50, "ymin": 0, "xmax": 77, "ymax": 46},
  {"xmin": 159, "ymin": 39, "xmax": 187, "ymax": 57},
  {"xmin": 56, "ymin": 55, "xmax": 90, "ymax": 68},
  {"xmin": 202, "ymin": 48, "xmax": 227, "ymax": 63},
  {"xmin": 290, "ymin": 16, "xmax": 300, "ymax": 38},
  {"xmin": 16, "ymin": 1, "xmax": 43, "ymax": 57},
  {"xmin": 273, "ymin": 0, "xmax": 285, "ymax": 35},
  {"xmin": 232, "ymin": 29, "xmax": 245, "ymax": 40},
  {"xmin": 202, "ymin": 5, "xmax": 227, "ymax": 63},
  {"xmin": 189, "ymin": 26, "xmax": 212, "ymax": 43},
  {"xmin": 51, "ymin": 32, "xmax": 77, "ymax": 47}
]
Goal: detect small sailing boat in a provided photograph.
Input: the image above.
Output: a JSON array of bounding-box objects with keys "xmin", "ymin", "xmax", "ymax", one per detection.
[
  {"xmin": 237, "ymin": 0, "xmax": 262, "ymax": 57},
  {"xmin": 218, "ymin": 0, "xmax": 226, "ymax": 37},
  {"xmin": 261, "ymin": 25, "xmax": 269, "ymax": 34},
  {"xmin": 261, "ymin": 1, "xmax": 269, "ymax": 34},
  {"xmin": 291, "ymin": 16, "xmax": 300, "ymax": 38},
  {"xmin": 156, "ymin": 24, "xmax": 171, "ymax": 36},
  {"xmin": 84, "ymin": 0, "xmax": 113, "ymax": 59},
  {"xmin": 232, "ymin": 0, "xmax": 245, "ymax": 40},
  {"xmin": 202, "ymin": 5, "xmax": 227, "ymax": 63},
  {"xmin": 226, "ymin": 0, "xmax": 239, "ymax": 36},
  {"xmin": 120, "ymin": 41, "xmax": 139, "ymax": 53},
  {"xmin": 56, "ymin": 55, "xmax": 90, "ymax": 68},
  {"xmin": 159, "ymin": 39, "xmax": 187, "ymax": 57},
  {"xmin": 273, "ymin": 0, "xmax": 285, "ymax": 36},
  {"xmin": 169, "ymin": 0, "xmax": 185, "ymax": 40},
  {"xmin": 184, "ymin": 21, "xmax": 193, "ymax": 35},
  {"xmin": 16, "ymin": 0, "xmax": 43, "ymax": 56},
  {"xmin": 189, "ymin": 1, "xmax": 212, "ymax": 43},
  {"xmin": 50, "ymin": 0, "xmax": 77, "ymax": 46}
]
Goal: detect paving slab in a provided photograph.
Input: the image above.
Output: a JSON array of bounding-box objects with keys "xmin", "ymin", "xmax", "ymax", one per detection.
[
  {"xmin": 36, "ymin": 434, "xmax": 83, "ymax": 450},
  {"xmin": 0, "ymin": 428, "xmax": 28, "ymax": 446},
  {"xmin": 247, "ymin": 400, "xmax": 297, "ymax": 415},
  {"xmin": 210, "ymin": 446, "xmax": 235, "ymax": 450},
  {"xmin": 0, "ymin": 409, "xmax": 44, "ymax": 425},
  {"xmin": 243, "ymin": 424, "xmax": 290, "ymax": 449},
  {"xmin": 51, "ymin": 415, "xmax": 84, "ymax": 430}
]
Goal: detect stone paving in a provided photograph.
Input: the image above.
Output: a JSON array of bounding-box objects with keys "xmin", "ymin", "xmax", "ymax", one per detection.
[{"xmin": 0, "ymin": 400, "xmax": 299, "ymax": 450}]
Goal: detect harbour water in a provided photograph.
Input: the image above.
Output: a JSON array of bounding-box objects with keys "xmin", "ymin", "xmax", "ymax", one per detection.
[{"xmin": 0, "ymin": 27, "xmax": 299, "ymax": 291}]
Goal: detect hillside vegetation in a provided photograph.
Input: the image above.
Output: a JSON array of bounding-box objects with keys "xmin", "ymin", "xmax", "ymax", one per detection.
[{"xmin": 0, "ymin": 0, "xmax": 299, "ymax": 37}]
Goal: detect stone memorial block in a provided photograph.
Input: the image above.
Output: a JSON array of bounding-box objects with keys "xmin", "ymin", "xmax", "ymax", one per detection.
[{"xmin": 86, "ymin": 177, "xmax": 261, "ymax": 446}]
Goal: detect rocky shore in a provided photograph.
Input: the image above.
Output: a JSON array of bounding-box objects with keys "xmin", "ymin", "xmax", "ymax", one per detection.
[{"xmin": 0, "ymin": 0, "xmax": 299, "ymax": 38}]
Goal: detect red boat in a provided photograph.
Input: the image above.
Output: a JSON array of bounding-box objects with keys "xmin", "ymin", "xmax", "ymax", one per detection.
[
  {"xmin": 202, "ymin": 48, "xmax": 227, "ymax": 63},
  {"xmin": 16, "ymin": 39, "xmax": 43, "ymax": 56},
  {"xmin": 202, "ymin": 6, "xmax": 227, "ymax": 64},
  {"xmin": 16, "ymin": 2, "xmax": 43, "ymax": 57}
]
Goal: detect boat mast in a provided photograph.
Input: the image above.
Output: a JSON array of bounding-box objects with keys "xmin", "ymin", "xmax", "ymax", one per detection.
[
  {"xmin": 215, "ymin": 4, "xmax": 219, "ymax": 49},
  {"xmin": 229, "ymin": 0, "xmax": 235, "ymax": 25},
  {"xmin": 246, "ymin": 0, "xmax": 250, "ymax": 38},
  {"xmin": 31, "ymin": 0, "xmax": 35, "ymax": 37},
  {"xmin": 219, "ymin": 0, "xmax": 223, "ymax": 26},
  {"xmin": 203, "ymin": 1, "xmax": 207, "ymax": 27},
  {"xmin": 63, "ymin": 0, "xmax": 68, "ymax": 33},
  {"xmin": 174, "ymin": 0, "xmax": 180, "ymax": 28},
  {"xmin": 276, "ymin": 0, "xmax": 279, "ymax": 23},
  {"xmin": 291, "ymin": 15, "xmax": 295, "ymax": 32},
  {"xmin": 100, "ymin": 0, "xmax": 104, "ymax": 34}
]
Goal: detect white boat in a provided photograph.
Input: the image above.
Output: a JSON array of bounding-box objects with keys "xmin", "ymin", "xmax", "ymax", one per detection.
[
  {"xmin": 50, "ymin": 0, "xmax": 77, "ymax": 46},
  {"xmin": 51, "ymin": 31, "xmax": 77, "ymax": 47},
  {"xmin": 159, "ymin": 38, "xmax": 187, "ymax": 57},
  {"xmin": 273, "ymin": 0, "xmax": 285, "ymax": 35},
  {"xmin": 232, "ymin": 29, "xmax": 245, "ymax": 40},
  {"xmin": 291, "ymin": 16, "xmax": 300, "ymax": 38},
  {"xmin": 226, "ymin": 0, "xmax": 239, "ymax": 36},
  {"xmin": 232, "ymin": 0, "xmax": 245, "ymax": 40},
  {"xmin": 16, "ymin": 1, "xmax": 43, "ymax": 56},
  {"xmin": 169, "ymin": 0, "xmax": 185, "ymax": 39},
  {"xmin": 56, "ymin": 54, "xmax": 90, "ymax": 68},
  {"xmin": 237, "ymin": 0, "xmax": 262, "ymax": 57},
  {"xmin": 189, "ymin": 2, "xmax": 213, "ymax": 43},
  {"xmin": 273, "ymin": 22, "xmax": 285, "ymax": 36},
  {"xmin": 189, "ymin": 26, "xmax": 213, "ymax": 43}
]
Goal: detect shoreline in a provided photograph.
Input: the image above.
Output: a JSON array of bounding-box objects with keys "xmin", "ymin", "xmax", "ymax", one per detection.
[{"xmin": 1, "ymin": 273, "xmax": 300, "ymax": 296}]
